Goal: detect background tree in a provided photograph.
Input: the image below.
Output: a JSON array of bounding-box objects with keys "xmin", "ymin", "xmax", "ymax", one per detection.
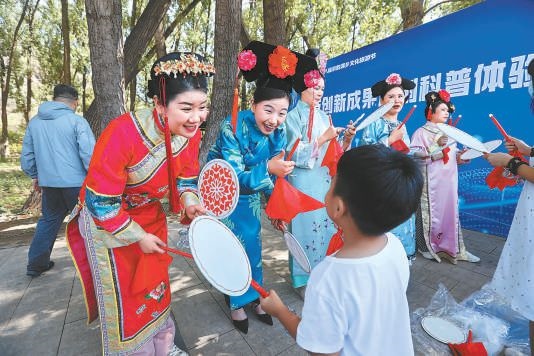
[
  {"xmin": 199, "ymin": 0, "xmax": 241, "ymax": 164},
  {"xmin": 61, "ymin": 0, "xmax": 72, "ymax": 84},
  {"xmin": 263, "ymin": 0, "xmax": 285, "ymax": 45},
  {"xmin": 21, "ymin": 0, "xmax": 41, "ymax": 124},
  {"xmin": 85, "ymin": 0, "xmax": 125, "ymax": 135},
  {"xmin": 0, "ymin": 0, "xmax": 30, "ymax": 160},
  {"xmin": 128, "ymin": 0, "xmax": 140, "ymax": 112},
  {"xmin": 85, "ymin": 0, "xmax": 172, "ymax": 135},
  {"xmin": 399, "ymin": 0, "xmax": 424, "ymax": 30}
]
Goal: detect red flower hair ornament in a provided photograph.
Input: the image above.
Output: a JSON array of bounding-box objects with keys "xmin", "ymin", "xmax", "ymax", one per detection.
[
  {"xmin": 438, "ymin": 89, "xmax": 451, "ymax": 103},
  {"xmin": 268, "ymin": 46, "xmax": 298, "ymax": 79}
]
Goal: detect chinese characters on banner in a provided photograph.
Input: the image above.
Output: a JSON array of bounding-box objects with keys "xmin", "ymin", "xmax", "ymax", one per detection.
[{"xmin": 321, "ymin": 54, "xmax": 534, "ymax": 115}]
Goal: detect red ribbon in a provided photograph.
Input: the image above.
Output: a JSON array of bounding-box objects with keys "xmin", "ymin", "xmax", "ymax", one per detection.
[
  {"xmin": 442, "ymin": 147, "xmax": 450, "ymax": 164},
  {"xmin": 159, "ymin": 77, "xmax": 180, "ymax": 214}
]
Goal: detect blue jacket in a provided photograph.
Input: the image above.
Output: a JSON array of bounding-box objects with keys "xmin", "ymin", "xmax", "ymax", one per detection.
[{"xmin": 21, "ymin": 101, "xmax": 95, "ymax": 187}]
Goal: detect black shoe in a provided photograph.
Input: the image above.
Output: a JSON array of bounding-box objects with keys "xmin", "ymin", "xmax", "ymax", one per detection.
[
  {"xmin": 251, "ymin": 300, "xmax": 273, "ymax": 326},
  {"xmin": 27, "ymin": 261, "xmax": 54, "ymax": 277},
  {"xmin": 232, "ymin": 317, "xmax": 249, "ymax": 334},
  {"xmin": 223, "ymin": 294, "xmax": 230, "ymax": 307},
  {"xmin": 255, "ymin": 313, "xmax": 273, "ymax": 326}
]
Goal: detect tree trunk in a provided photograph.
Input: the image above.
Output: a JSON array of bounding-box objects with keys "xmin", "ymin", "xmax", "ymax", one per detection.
[
  {"xmin": 203, "ymin": 0, "xmax": 212, "ymax": 56},
  {"xmin": 199, "ymin": 0, "xmax": 241, "ymax": 165},
  {"xmin": 399, "ymin": 0, "xmax": 424, "ymax": 30},
  {"xmin": 135, "ymin": 0, "xmax": 202, "ymax": 77},
  {"xmin": 129, "ymin": 0, "xmax": 139, "ymax": 112},
  {"xmin": 123, "ymin": 0, "xmax": 172, "ymax": 85},
  {"xmin": 25, "ymin": 51, "xmax": 31, "ymax": 124},
  {"xmin": 0, "ymin": 0, "xmax": 30, "ymax": 160},
  {"xmin": 154, "ymin": 21, "xmax": 167, "ymax": 58},
  {"xmin": 25, "ymin": 0, "xmax": 40, "ymax": 124},
  {"xmin": 61, "ymin": 0, "xmax": 72, "ymax": 84},
  {"xmin": 85, "ymin": 0, "xmax": 173, "ymax": 135},
  {"xmin": 22, "ymin": 187, "xmax": 42, "ymax": 215},
  {"xmin": 240, "ymin": 22, "xmax": 250, "ymax": 46},
  {"xmin": 85, "ymin": 0, "xmax": 125, "ymax": 136},
  {"xmin": 263, "ymin": 0, "xmax": 285, "ymax": 45},
  {"xmin": 82, "ymin": 66, "xmax": 87, "ymax": 116}
]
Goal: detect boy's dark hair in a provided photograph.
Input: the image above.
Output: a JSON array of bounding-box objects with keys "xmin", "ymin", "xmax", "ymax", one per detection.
[
  {"xmin": 53, "ymin": 84, "xmax": 78, "ymax": 101},
  {"xmin": 334, "ymin": 144, "xmax": 423, "ymax": 236}
]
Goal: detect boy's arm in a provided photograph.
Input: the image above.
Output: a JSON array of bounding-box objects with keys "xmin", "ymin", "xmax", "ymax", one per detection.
[
  {"xmin": 260, "ymin": 290, "xmax": 300, "ymax": 339},
  {"xmin": 261, "ymin": 290, "xmax": 343, "ymax": 356}
]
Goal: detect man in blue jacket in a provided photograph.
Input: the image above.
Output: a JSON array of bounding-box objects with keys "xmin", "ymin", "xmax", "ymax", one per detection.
[{"xmin": 21, "ymin": 84, "xmax": 95, "ymax": 277}]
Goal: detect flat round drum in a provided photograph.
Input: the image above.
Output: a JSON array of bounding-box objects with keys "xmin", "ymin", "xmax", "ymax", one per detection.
[
  {"xmin": 188, "ymin": 216, "xmax": 251, "ymax": 296},
  {"xmin": 198, "ymin": 159, "xmax": 239, "ymax": 219},
  {"xmin": 421, "ymin": 316, "xmax": 467, "ymax": 344}
]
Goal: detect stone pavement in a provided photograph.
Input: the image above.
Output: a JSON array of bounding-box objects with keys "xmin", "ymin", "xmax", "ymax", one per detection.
[{"xmin": 0, "ymin": 214, "xmax": 505, "ymax": 355}]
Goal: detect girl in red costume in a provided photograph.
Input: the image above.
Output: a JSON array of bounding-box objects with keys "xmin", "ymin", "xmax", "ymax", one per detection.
[{"xmin": 66, "ymin": 52, "xmax": 213, "ymax": 355}]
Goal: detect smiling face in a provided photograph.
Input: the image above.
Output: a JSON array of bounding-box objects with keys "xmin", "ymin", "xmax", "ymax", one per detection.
[
  {"xmin": 429, "ymin": 103, "xmax": 450, "ymax": 124},
  {"xmin": 380, "ymin": 86, "xmax": 406, "ymax": 116},
  {"xmin": 155, "ymin": 90, "xmax": 209, "ymax": 138},
  {"xmin": 300, "ymin": 77, "xmax": 325, "ymax": 107},
  {"xmin": 251, "ymin": 97, "xmax": 290, "ymax": 135}
]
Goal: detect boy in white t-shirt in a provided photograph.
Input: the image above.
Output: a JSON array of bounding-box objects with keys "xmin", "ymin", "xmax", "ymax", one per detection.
[{"xmin": 260, "ymin": 144, "xmax": 423, "ymax": 355}]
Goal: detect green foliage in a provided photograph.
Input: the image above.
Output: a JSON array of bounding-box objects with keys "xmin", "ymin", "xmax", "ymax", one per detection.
[
  {"xmin": 0, "ymin": 169, "xmax": 31, "ymax": 215},
  {"xmin": 0, "ymin": 128, "xmax": 30, "ymax": 215},
  {"xmin": 0, "ymin": 0, "xmax": 481, "ymax": 124}
]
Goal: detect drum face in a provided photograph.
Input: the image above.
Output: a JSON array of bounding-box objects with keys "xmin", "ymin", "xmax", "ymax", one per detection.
[
  {"xmin": 421, "ymin": 316, "xmax": 466, "ymax": 344},
  {"xmin": 284, "ymin": 231, "xmax": 311, "ymax": 273},
  {"xmin": 460, "ymin": 139, "xmax": 502, "ymax": 160},
  {"xmin": 198, "ymin": 159, "xmax": 240, "ymax": 219},
  {"xmin": 436, "ymin": 123, "xmax": 488, "ymax": 153},
  {"xmin": 189, "ymin": 216, "xmax": 251, "ymax": 296}
]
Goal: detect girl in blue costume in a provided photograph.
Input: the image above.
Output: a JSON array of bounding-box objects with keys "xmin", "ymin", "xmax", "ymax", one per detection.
[
  {"xmin": 359, "ymin": 73, "xmax": 417, "ymax": 261},
  {"xmin": 283, "ymin": 50, "xmax": 356, "ymax": 293},
  {"xmin": 207, "ymin": 41, "xmax": 316, "ymax": 334}
]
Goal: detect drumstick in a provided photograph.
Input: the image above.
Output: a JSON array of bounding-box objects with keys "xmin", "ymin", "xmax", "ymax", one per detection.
[
  {"xmin": 489, "ymin": 114, "xmax": 510, "ymax": 141},
  {"xmin": 250, "ymin": 280, "xmax": 270, "ymax": 298},
  {"xmin": 489, "ymin": 114, "xmax": 525, "ymax": 160},
  {"xmin": 452, "ymin": 115, "xmax": 462, "ymax": 127},
  {"xmin": 163, "ymin": 245, "xmax": 270, "ymax": 297},
  {"xmin": 286, "ymin": 138, "xmax": 301, "ymax": 161},
  {"xmin": 162, "ymin": 246, "xmax": 193, "ymax": 259},
  {"xmin": 397, "ymin": 105, "xmax": 417, "ymax": 130}
]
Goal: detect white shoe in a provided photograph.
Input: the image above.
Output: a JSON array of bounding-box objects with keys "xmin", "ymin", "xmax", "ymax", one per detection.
[
  {"xmin": 168, "ymin": 344, "xmax": 188, "ymax": 356},
  {"xmin": 458, "ymin": 251, "xmax": 480, "ymax": 263},
  {"xmin": 420, "ymin": 251, "xmax": 433, "ymax": 260}
]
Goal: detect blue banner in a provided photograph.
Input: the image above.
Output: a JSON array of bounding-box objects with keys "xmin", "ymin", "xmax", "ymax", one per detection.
[{"xmin": 323, "ymin": 0, "xmax": 534, "ymax": 237}]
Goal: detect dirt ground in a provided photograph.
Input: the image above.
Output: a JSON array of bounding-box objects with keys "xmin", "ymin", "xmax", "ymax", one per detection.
[{"xmin": 0, "ymin": 216, "xmax": 40, "ymax": 249}]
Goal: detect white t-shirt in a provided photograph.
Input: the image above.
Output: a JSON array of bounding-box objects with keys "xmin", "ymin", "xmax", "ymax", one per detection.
[{"xmin": 296, "ymin": 234, "xmax": 414, "ymax": 356}]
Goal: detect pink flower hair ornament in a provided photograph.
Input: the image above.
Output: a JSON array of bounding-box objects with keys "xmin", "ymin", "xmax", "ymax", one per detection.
[
  {"xmin": 304, "ymin": 69, "xmax": 322, "ymax": 89},
  {"xmin": 385, "ymin": 73, "xmax": 402, "ymax": 85},
  {"xmin": 237, "ymin": 50, "xmax": 257, "ymax": 71}
]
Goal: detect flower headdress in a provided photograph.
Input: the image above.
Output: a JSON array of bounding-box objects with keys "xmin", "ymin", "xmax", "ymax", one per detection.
[
  {"xmin": 152, "ymin": 53, "xmax": 215, "ymax": 78},
  {"xmin": 371, "ymin": 73, "xmax": 416, "ymax": 98},
  {"xmin": 230, "ymin": 41, "xmax": 319, "ymax": 132},
  {"xmin": 424, "ymin": 89, "xmax": 455, "ymax": 120}
]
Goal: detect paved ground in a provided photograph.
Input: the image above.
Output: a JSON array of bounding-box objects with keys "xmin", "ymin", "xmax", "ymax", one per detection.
[{"xmin": 0, "ymin": 214, "xmax": 506, "ymax": 355}]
